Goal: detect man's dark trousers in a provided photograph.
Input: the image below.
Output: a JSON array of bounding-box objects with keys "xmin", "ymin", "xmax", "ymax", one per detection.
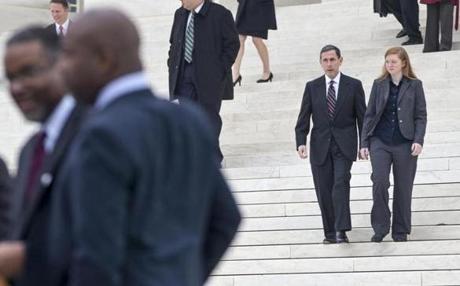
[
  {"xmin": 400, "ymin": 0, "xmax": 423, "ymax": 40},
  {"xmin": 311, "ymin": 137, "xmax": 353, "ymax": 240},
  {"xmin": 176, "ymin": 62, "xmax": 223, "ymax": 162}
]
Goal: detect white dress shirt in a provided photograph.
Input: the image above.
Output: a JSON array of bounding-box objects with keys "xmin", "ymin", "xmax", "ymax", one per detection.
[
  {"xmin": 42, "ymin": 95, "xmax": 76, "ymax": 153},
  {"xmin": 55, "ymin": 18, "xmax": 70, "ymax": 36},
  {"xmin": 325, "ymin": 72, "xmax": 341, "ymax": 99},
  {"xmin": 94, "ymin": 71, "xmax": 151, "ymax": 110},
  {"xmin": 187, "ymin": 1, "xmax": 204, "ymax": 27}
]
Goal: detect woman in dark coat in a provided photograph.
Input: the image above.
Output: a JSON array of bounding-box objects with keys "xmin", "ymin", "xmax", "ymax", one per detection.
[
  {"xmin": 232, "ymin": 0, "xmax": 277, "ymax": 85},
  {"xmin": 360, "ymin": 47, "xmax": 427, "ymax": 243},
  {"xmin": 420, "ymin": 0, "xmax": 459, "ymax": 52}
]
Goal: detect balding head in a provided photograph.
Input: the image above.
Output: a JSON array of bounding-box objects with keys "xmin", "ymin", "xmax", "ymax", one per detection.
[{"xmin": 60, "ymin": 9, "xmax": 143, "ymax": 105}]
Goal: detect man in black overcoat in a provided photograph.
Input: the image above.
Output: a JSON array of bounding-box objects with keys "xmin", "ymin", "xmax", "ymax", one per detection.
[{"xmin": 168, "ymin": 0, "xmax": 240, "ymax": 162}]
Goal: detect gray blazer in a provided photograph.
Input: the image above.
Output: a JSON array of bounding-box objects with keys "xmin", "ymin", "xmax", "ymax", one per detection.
[{"xmin": 361, "ymin": 76, "xmax": 427, "ymax": 148}]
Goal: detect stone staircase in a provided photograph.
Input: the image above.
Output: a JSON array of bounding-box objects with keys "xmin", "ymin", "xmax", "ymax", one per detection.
[
  {"xmin": 1, "ymin": 0, "xmax": 460, "ymax": 285},
  {"xmin": 207, "ymin": 0, "xmax": 460, "ymax": 285}
]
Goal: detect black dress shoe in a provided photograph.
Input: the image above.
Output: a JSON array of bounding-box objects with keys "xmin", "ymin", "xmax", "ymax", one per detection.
[
  {"xmin": 323, "ymin": 237, "xmax": 337, "ymax": 244},
  {"xmin": 336, "ymin": 231, "xmax": 349, "ymax": 243},
  {"xmin": 392, "ymin": 234, "xmax": 407, "ymax": 242},
  {"xmin": 256, "ymin": 72, "xmax": 273, "ymax": 83},
  {"xmin": 396, "ymin": 29, "xmax": 407, "ymax": 38},
  {"xmin": 371, "ymin": 234, "xmax": 385, "ymax": 242},
  {"xmin": 402, "ymin": 37, "xmax": 423, "ymax": 46}
]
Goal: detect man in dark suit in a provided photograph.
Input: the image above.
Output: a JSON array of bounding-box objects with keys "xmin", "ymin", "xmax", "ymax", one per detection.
[
  {"xmin": 0, "ymin": 158, "xmax": 12, "ymax": 241},
  {"xmin": 45, "ymin": 0, "xmax": 71, "ymax": 38},
  {"xmin": 50, "ymin": 9, "xmax": 238, "ymax": 285},
  {"xmin": 295, "ymin": 45, "xmax": 367, "ymax": 244},
  {"xmin": 168, "ymin": 0, "xmax": 240, "ymax": 162},
  {"xmin": 374, "ymin": 0, "xmax": 423, "ymax": 45},
  {"xmin": 0, "ymin": 26, "xmax": 85, "ymax": 284}
]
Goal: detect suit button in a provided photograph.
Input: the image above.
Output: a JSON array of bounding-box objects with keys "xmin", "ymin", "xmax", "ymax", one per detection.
[
  {"xmin": 398, "ymin": 108, "xmax": 401, "ymax": 111},
  {"xmin": 399, "ymin": 120, "xmax": 403, "ymax": 123}
]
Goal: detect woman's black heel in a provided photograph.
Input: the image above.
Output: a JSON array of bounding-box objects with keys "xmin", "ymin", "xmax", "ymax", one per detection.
[
  {"xmin": 256, "ymin": 72, "xmax": 273, "ymax": 83},
  {"xmin": 233, "ymin": 75, "xmax": 242, "ymax": 87}
]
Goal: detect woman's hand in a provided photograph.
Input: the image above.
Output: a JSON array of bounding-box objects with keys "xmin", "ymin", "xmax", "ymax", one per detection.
[{"xmin": 411, "ymin": 143, "xmax": 423, "ymax": 156}]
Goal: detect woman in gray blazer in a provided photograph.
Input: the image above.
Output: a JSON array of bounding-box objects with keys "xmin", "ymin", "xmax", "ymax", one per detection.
[{"xmin": 360, "ymin": 47, "xmax": 427, "ymax": 243}]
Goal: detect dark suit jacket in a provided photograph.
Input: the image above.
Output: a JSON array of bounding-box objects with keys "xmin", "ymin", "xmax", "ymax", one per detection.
[
  {"xmin": 295, "ymin": 74, "xmax": 367, "ymax": 165},
  {"xmin": 236, "ymin": 0, "xmax": 277, "ymax": 31},
  {"xmin": 10, "ymin": 105, "xmax": 86, "ymax": 286},
  {"xmin": 0, "ymin": 157, "xmax": 11, "ymax": 240},
  {"xmin": 168, "ymin": 0, "xmax": 239, "ymax": 107},
  {"xmin": 50, "ymin": 89, "xmax": 240, "ymax": 286},
  {"xmin": 361, "ymin": 76, "xmax": 427, "ymax": 148}
]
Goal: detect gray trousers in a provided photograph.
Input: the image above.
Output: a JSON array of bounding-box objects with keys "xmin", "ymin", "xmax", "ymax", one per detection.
[
  {"xmin": 369, "ymin": 137, "xmax": 418, "ymax": 237},
  {"xmin": 311, "ymin": 139, "xmax": 353, "ymax": 239},
  {"xmin": 424, "ymin": 0, "xmax": 454, "ymax": 52}
]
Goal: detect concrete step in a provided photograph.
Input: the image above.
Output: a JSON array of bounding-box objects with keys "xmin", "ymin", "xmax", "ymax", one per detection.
[
  {"xmin": 233, "ymin": 183, "xmax": 460, "ymax": 204},
  {"xmin": 233, "ymin": 225, "xmax": 460, "ymax": 246},
  {"xmin": 239, "ymin": 197, "xmax": 460, "ymax": 219},
  {"xmin": 207, "ymin": 270, "xmax": 460, "ymax": 286},
  {"xmin": 239, "ymin": 210, "xmax": 460, "ymax": 231},
  {"xmin": 214, "ymin": 254, "xmax": 460, "ymax": 275},
  {"xmin": 225, "ymin": 239, "xmax": 460, "ymax": 260}
]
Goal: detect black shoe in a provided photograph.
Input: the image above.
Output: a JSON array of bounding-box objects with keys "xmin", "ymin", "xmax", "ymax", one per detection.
[
  {"xmin": 402, "ymin": 37, "xmax": 423, "ymax": 46},
  {"xmin": 336, "ymin": 231, "xmax": 349, "ymax": 243},
  {"xmin": 233, "ymin": 75, "xmax": 242, "ymax": 87},
  {"xmin": 392, "ymin": 234, "xmax": 407, "ymax": 242},
  {"xmin": 396, "ymin": 29, "xmax": 407, "ymax": 38},
  {"xmin": 323, "ymin": 237, "xmax": 337, "ymax": 244},
  {"xmin": 371, "ymin": 234, "xmax": 385, "ymax": 242},
  {"xmin": 256, "ymin": 72, "xmax": 273, "ymax": 83}
]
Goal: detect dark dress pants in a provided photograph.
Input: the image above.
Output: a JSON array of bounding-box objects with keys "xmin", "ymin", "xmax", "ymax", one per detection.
[
  {"xmin": 383, "ymin": 0, "xmax": 405, "ymax": 29},
  {"xmin": 176, "ymin": 62, "xmax": 224, "ymax": 162},
  {"xmin": 311, "ymin": 138, "xmax": 353, "ymax": 239},
  {"xmin": 369, "ymin": 137, "xmax": 418, "ymax": 238},
  {"xmin": 400, "ymin": 0, "xmax": 423, "ymax": 40},
  {"xmin": 424, "ymin": 0, "xmax": 454, "ymax": 52}
]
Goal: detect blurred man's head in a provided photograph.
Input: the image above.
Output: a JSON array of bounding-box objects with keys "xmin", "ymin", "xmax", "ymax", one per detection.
[
  {"xmin": 180, "ymin": 0, "xmax": 204, "ymax": 11},
  {"xmin": 4, "ymin": 26, "xmax": 65, "ymax": 122},
  {"xmin": 319, "ymin": 45, "xmax": 343, "ymax": 79},
  {"xmin": 60, "ymin": 9, "xmax": 142, "ymax": 105},
  {"xmin": 50, "ymin": 0, "xmax": 70, "ymax": 25}
]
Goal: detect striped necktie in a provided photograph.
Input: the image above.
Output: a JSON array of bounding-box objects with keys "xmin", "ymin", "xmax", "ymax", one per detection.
[
  {"xmin": 184, "ymin": 12, "xmax": 195, "ymax": 63},
  {"xmin": 327, "ymin": 80, "xmax": 336, "ymax": 119}
]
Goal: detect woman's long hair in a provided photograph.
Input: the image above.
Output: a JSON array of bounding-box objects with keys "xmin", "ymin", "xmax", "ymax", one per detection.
[{"xmin": 378, "ymin": 47, "xmax": 417, "ymax": 80}]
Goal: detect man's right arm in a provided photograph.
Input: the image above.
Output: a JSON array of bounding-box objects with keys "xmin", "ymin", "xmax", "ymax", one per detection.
[
  {"xmin": 167, "ymin": 11, "xmax": 178, "ymax": 69},
  {"xmin": 203, "ymin": 167, "xmax": 241, "ymax": 279},
  {"xmin": 295, "ymin": 83, "xmax": 312, "ymax": 153}
]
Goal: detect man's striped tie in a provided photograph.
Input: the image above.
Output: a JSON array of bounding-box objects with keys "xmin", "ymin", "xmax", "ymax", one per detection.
[
  {"xmin": 327, "ymin": 80, "xmax": 336, "ymax": 119},
  {"xmin": 184, "ymin": 12, "xmax": 195, "ymax": 63}
]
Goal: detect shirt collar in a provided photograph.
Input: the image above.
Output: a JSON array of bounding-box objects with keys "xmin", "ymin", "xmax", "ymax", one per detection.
[
  {"xmin": 55, "ymin": 18, "xmax": 70, "ymax": 34},
  {"xmin": 195, "ymin": 1, "xmax": 204, "ymax": 13},
  {"xmin": 325, "ymin": 72, "xmax": 341, "ymax": 86},
  {"xmin": 42, "ymin": 95, "xmax": 76, "ymax": 153},
  {"xmin": 94, "ymin": 71, "xmax": 150, "ymax": 110}
]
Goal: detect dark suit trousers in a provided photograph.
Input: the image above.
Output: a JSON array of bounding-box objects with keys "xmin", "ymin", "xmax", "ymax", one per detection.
[
  {"xmin": 311, "ymin": 139, "xmax": 353, "ymax": 239},
  {"xmin": 400, "ymin": 0, "xmax": 422, "ymax": 39},
  {"xmin": 177, "ymin": 62, "xmax": 224, "ymax": 162},
  {"xmin": 369, "ymin": 137, "xmax": 418, "ymax": 237},
  {"xmin": 383, "ymin": 0, "xmax": 405, "ymax": 28},
  {"xmin": 424, "ymin": 0, "xmax": 454, "ymax": 52}
]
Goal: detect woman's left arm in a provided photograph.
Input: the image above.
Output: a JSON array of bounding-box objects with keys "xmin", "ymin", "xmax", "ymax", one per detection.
[{"xmin": 413, "ymin": 80, "xmax": 428, "ymax": 146}]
